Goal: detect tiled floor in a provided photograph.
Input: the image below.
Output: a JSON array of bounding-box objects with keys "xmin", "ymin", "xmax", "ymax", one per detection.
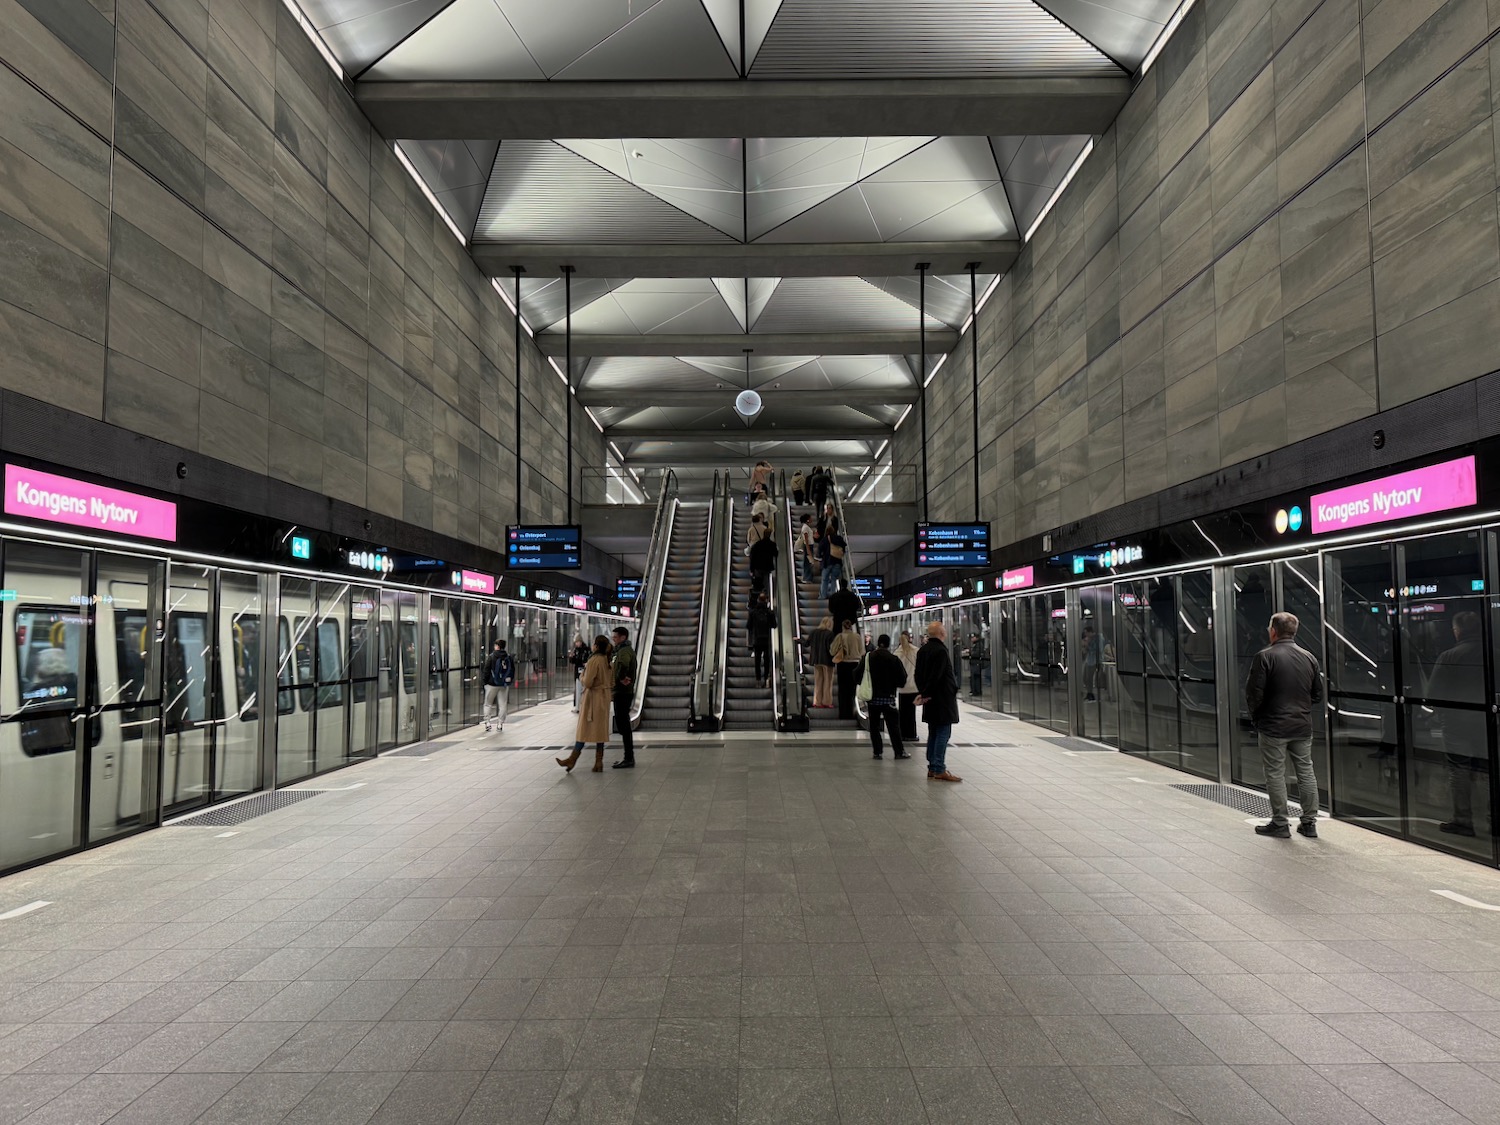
[{"xmin": 4, "ymin": 702, "xmax": 1500, "ymax": 1123}]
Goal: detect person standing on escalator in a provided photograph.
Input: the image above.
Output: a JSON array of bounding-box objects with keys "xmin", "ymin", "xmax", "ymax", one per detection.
[
  {"xmin": 748, "ymin": 592, "xmax": 777, "ymax": 689},
  {"xmin": 748, "ymin": 528, "xmax": 778, "ymax": 597},
  {"xmin": 830, "ymin": 618, "xmax": 864, "ymax": 720},
  {"xmin": 828, "ymin": 578, "xmax": 863, "ymax": 633}
]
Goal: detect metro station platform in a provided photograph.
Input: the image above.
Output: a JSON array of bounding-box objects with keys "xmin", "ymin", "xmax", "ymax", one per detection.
[{"xmin": 2, "ymin": 703, "xmax": 1500, "ymax": 1125}]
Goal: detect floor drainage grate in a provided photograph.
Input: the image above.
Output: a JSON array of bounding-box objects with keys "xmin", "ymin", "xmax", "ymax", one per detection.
[
  {"xmin": 1171, "ymin": 783, "xmax": 1301, "ymax": 819},
  {"xmin": 168, "ymin": 790, "xmax": 323, "ymax": 827},
  {"xmin": 1040, "ymin": 736, "xmax": 1115, "ymax": 752}
]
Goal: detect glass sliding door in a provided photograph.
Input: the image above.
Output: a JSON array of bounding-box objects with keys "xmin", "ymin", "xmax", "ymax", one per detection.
[
  {"xmin": 276, "ymin": 578, "xmax": 315, "ymax": 784},
  {"xmin": 163, "ymin": 565, "xmax": 214, "ymax": 814},
  {"xmin": 1177, "ymin": 571, "xmax": 1217, "ymax": 777},
  {"xmin": 348, "ymin": 587, "xmax": 378, "ymax": 761},
  {"xmin": 217, "ymin": 571, "xmax": 263, "ymax": 800},
  {"xmin": 313, "ymin": 582, "xmax": 349, "ymax": 773},
  {"xmin": 1077, "ymin": 585, "xmax": 1115, "ymax": 744}
]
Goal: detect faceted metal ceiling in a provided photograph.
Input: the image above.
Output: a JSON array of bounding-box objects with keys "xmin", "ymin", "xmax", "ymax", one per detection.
[{"xmin": 290, "ymin": 0, "xmax": 1185, "ymax": 470}]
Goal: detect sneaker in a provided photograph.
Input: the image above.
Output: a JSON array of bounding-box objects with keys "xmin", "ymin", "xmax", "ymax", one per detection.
[
  {"xmin": 894, "ymin": 753, "xmax": 911, "ymax": 760},
  {"xmin": 1254, "ymin": 822, "xmax": 1291, "ymax": 838},
  {"xmin": 1296, "ymin": 821, "xmax": 1318, "ymax": 838},
  {"xmin": 1440, "ymin": 820, "xmax": 1476, "ymax": 837},
  {"xmin": 483, "ymin": 722, "xmax": 491, "ymax": 732},
  {"xmin": 872, "ymin": 754, "xmax": 883, "ymax": 760}
]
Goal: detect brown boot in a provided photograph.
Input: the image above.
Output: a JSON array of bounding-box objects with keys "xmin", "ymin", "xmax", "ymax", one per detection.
[
  {"xmin": 592, "ymin": 748, "xmax": 605, "ymax": 773},
  {"xmin": 556, "ymin": 746, "xmax": 581, "ymax": 772}
]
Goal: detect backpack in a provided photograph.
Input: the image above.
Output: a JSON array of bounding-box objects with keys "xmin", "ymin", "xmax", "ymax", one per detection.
[{"xmin": 488, "ymin": 652, "xmax": 513, "ymax": 687}]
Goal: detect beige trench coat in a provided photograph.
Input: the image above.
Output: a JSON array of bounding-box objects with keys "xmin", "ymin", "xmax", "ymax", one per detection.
[{"xmin": 574, "ymin": 652, "xmax": 612, "ymax": 744}]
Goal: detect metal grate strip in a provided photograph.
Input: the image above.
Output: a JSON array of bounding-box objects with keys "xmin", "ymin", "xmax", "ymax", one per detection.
[
  {"xmin": 167, "ymin": 791, "xmax": 323, "ymax": 827},
  {"xmin": 1171, "ymin": 783, "xmax": 1302, "ymax": 819}
]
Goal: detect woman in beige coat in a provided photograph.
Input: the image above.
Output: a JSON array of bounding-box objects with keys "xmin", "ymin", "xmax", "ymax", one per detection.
[{"xmin": 557, "ymin": 636, "xmax": 612, "ymax": 773}]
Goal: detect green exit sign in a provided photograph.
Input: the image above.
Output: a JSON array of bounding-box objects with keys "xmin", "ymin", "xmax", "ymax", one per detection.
[{"xmin": 291, "ymin": 536, "xmax": 312, "ymax": 560}]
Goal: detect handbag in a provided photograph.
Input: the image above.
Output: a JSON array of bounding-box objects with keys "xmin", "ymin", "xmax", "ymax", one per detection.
[
  {"xmin": 830, "ymin": 541, "xmax": 845, "ymax": 560},
  {"xmin": 856, "ymin": 657, "xmax": 873, "ymax": 702}
]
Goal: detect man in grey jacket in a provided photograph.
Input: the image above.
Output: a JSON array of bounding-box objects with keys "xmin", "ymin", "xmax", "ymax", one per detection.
[{"xmin": 1245, "ymin": 612, "xmax": 1323, "ymax": 839}]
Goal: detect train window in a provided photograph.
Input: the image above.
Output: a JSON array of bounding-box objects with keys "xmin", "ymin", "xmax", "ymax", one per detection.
[
  {"xmin": 315, "ymin": 618, "xmax": 344, "ymax": 708},
  {"xmin": 13, "ymin": 606, "xmax": 84, "ymax": 756},
  {"xmin": 275, "ymin": 617, "xmax": 295, "ymax": 716},
  {"xmin": 400, "ymin": 622, "xmax": 417, "ymax": 694},
  {"xmin": 111, "ymin": 610, "xmax": 150, "ymax": 740},
  {"xmin": 290, "ymin": 617, "xmax": 317, "ymax": 711},
  {"xmin": 230, "ymin": 614, "xmax": 261, "ymax": 720},
  {"xmin": 165, "ymin": 613, "xmax": 210, "ymax": 730},
  {"xmin": 349, "ymin": 620, "xmax": 371, "ymax": 703}
]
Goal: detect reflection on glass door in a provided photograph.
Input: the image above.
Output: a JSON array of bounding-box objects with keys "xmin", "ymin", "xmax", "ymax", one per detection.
[
  {"xmin": 164, "ymin": 566, "xmax": 214, "ymax": 815},
  {"xmin": 1, "ymin": 543, "xmax": 88, "ymax": 869},
  {"xmin": 1078, "ymin": 586, "xmax": 1115, "ymax": 744},
  {"xmin": 217, "ymin": 571, "xmax": 262, "ymax": 799}
]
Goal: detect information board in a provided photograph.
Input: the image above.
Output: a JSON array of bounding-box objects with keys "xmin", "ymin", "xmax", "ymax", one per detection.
[
  {"xmin": 852, "ymin": 576, "xmax": 883, "ymax": 600},
  {"xmin": 616, "ymin": 577, "xmax": 643, "ymax": 602},
  {"xmin": 915, "ymin": 522, "xmax": 991, "ymax": 568},
  {"xmin": 506, "ymin": 525, "xmax": 582, "ymax": 570}
]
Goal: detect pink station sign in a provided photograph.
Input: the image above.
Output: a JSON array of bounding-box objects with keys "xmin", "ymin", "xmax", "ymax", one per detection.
[
  {"xmin": 458, "ymin": 570, "xmax": 495, "ymax": 595},
  {"xmin": 1001, "ymin": 565, "xmax": 1035, "ymax": 592},
  {"xmin": 5, "ymin": 464, "xmax": 177, "ymax": 542},
  {"xmin": 1310, "ymin": 456, "xmax": 1477, "ymax": 535}
]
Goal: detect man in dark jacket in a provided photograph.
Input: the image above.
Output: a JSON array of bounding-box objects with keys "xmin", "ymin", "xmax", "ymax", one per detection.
[
  {"xmin": 747, "ymin": 593, "xmax": 777, "ymax": 687},
  {"xmin": 480, "ymin": 640, "xmax": 514, "ymax": 732},
  {"xmin": 610, "ymin": 627, "xmax": 637, "ymax": 769},
  {"xmin": 828, "ymin": 579, "xmax": 863, "ymax": 632},
  {"xmin": 1245, "ymin": 611, "xmax": 1323, "ymax": 838},
  {"xmin": 914, "ymin": 620, "xmax": 961, "ymax": 782},
  {"xmin": 748, "ymin": 532, "xmax": 778, "ymax": 596},
  {"xmin": 860, "ymin": 634, "xmax": 909, "ymax": 760}
]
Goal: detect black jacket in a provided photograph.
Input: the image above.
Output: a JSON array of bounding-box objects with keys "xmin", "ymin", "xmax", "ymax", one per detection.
[
  {"xmin": 748, "ymin": 604, "xmax": 777, "ymax": 644},
  {"xmin": 860, "ymin": 647, "xmax": 907, "ymax": 699},
  {"xmin": 914, "ymin": 638, "xmax": 960, "ymax": 725},
  {"xmin": 1245, "ymin": 637, "xmax": 1323, "ymax": 738},
  {"xmin": 828, "ymin": 588, "xmax": 863, "ymax": 628},
  {"xmin": 748, "ymin": 535, "xmax": 778, "ymax": 574}
]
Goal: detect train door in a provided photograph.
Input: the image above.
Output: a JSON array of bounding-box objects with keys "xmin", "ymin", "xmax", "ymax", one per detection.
[
  {"xmin": 396, "ymin": 590, "xmax": 422, "ymax": 744},
  {"xmin": 375, "ymin": 591, "xmax": 397, "ymax": 749},
  {"xmin": 348, "ymin": 586, "xmax": 379, "ymax": 760},
  {"xmin": 313, "ymin": 582, "xmax": 348, "ymax": 773},
  {"xmin": 0, "ymin": 544, "xmax": 166, "ymax": 872},
  {"xmin": 163, "ymin": 565, "xmax": 214, "ymax": 815},
  {"xmin": 216, "ymin": 570, "xmax": 263, "ymax": 800},
  {"xmin": 275, "ymin": 577, "xmax": 314, "ymax": 783}
]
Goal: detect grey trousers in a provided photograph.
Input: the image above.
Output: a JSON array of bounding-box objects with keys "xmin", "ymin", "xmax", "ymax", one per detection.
[{"xmin": 1260, "ymin": 733, "xmax": 1318, "ymax": 826}]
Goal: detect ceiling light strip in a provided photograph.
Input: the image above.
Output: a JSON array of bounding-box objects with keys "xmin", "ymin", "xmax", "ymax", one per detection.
[
  {"xmin": 1022, "ymin": 138, "xmax": 1094, "ymax": 244},
  {"xmin": 1138, "ymin": 0, "xmax": 1198, "ymax": 78},
  {"xmin": 393, "ymin": 142, "xmax": 467, "ymax": 246},
  {"xmin": 279, "ymin": 0, "xmax": 344, "ymax": 79},
  {"xmin": 492, "ymin": 279, "xmax": 535, "ymax": 338}
]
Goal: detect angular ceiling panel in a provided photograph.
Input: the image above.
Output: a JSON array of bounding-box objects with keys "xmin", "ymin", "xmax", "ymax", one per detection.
[
  {"xmin": 755, "ymin": 277, "xmax": 947, "ymax": 333},
  {"xmin": 571, "ymin": 279, "xmax": 744, "ymax": 335},
  {"xmin": 554, "ymin": 0, "xmax": 738, "ymax": 79},
  {"xmin": 1032, "ymin": 0, "xmax": 1171, "ymax": 69},
  {"xmin": 886, "ymin": 182, "xmax": 1017, "ymax": 241},
  {"xmin": 992, "ymin": 134, "xmax": 1091, "ymax": 237},
  {"xmin": 302, "ymin": 0, "xmax": 457, "ymax": 75},
  {"xmin": 493, "ymin": 0, "xmax": 650, "ymax": 76},
  {"xmin": 864, "ymin": 274, "xmax": 995, "ymax": 329},
  {"xmin": 746, "ymin": 137, "xmax": 933, "ymax": 239},
  {"xmin": 750, "ymin": 0, "xmax": 1122, "ymax": 77},
  {"xmin": 712, "ymin": 278, "xmax": 747, "ymax": 330},
  {"xmin": 581, "ymin": 356, "xmax": 730, "ymax": 391},
  {"xmin": 744, "ymin": 0, "xmax": 786, "ymax": 69},
  {"xmin": 396, "ymin": 138, "xmax": 498, "ymax": 237},
  {"xmin": 520, "ymin": 275, "xmax": 634, "ymax": 331},
  {"xmin": 700, "ymin": 0, "xmax": 742, "ymax": 69},
  {"xmin": 475, "ymin": 141, "xmax": 737, "ymax": 243},
  {"xmin": 758, "ymin": 355, "xmax": 916, "ymax": 391},
  {"xmin": 363, "ymin": 0, "xmax": 543, "ymax": 79},
  {"xmin": 746, "ymin": 277, "xmax": 780, "ymax": 329},
  {"xmin": 559, "ymin": 139, "xmax": 743, "ymax": 238},
  {"xmin": 753, "ymin": 187, "xmax": 882, "ymax": 244}
]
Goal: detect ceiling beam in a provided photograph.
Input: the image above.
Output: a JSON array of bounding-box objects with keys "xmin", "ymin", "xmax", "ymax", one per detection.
[
  {"xmin": 581, "ymin": 388, "xmax": 917, "ymax": 408},
  {"xmin": 473, "ymin": 241, "xmax": 1018, "ymax": 279},
  {"xmin": 538, "ymin": 331, "xmax": 957, "ymax": 357},
  {"xmin": 620, "ymin": 449, "xmax": 878, "ymax": 467},
  {"xmin": 356, "ymin": 77, "xmax": 1129, "ymax": 140},
  {"xmin": 607, "ymin": 425, "xmax": 892, "ymax": 442}
]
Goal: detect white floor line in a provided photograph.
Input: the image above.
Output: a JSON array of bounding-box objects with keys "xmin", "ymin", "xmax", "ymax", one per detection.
[
  {"xmin": 0, "ymin": 901, "xmax": 52, "ymax": 920},
  {"xmin": 214, "ymin": 831, "xmax": 238, "ymax": 838},
  {"xmin": 1433, "ymin": 889, "xmax": 1500, "ymax": 911},
  {"xmin": 294, "ymin": 781, "xmax": 366, "ymax": 792}
]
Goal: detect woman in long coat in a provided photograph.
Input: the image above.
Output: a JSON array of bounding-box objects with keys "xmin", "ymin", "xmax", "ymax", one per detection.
[{"xmin": 557, "ymin": 635, "xmax": 612, "ymax": 773}]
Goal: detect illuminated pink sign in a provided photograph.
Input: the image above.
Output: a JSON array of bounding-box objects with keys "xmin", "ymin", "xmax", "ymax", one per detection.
[
  {"xmin": 1001, "ymin": 565, "xmax": 1035, "ymax": 591},
  {"xmin": 569, "ymin": 594, "xmax": 589, "ymax": 610},
  {"xmin": 911, "ymin": 593, "xmax": 927, "ymax": 607},
  {"xmin": 1311, "ymin": 456, "xmax": 1477, "ymax": 535},
  {"xmin": 5, "ymin": 465, "xmax": 177, "ymax": 542},
  {"xmin": 459, "ymin": 570, "xmax": 495, "ymax": 595}
]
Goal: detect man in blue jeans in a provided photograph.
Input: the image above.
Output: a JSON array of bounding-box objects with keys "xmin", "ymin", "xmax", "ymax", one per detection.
[
  {"xmin": 914, "ymin": 619, "xmax": 961, "ymax": 782},
  {"xmin": 1245, "ymin": 611, "xmax": 1323, "ymax": 838}
]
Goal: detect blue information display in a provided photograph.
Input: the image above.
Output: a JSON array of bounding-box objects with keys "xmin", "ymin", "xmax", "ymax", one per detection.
[
  {"xmin": 506, "ymin": 525, "xmax": 582, "ymax": 570},
  {"xmin": 615, "ymin": 577, "xmax": 643, "ymax": 602},
  {"xmin": 852, "ymin": 576, "xmax": 883, "ymax": 600},
  {"xmin": 915, "ymin": 522, "xmax": 991, "ymax": 568}
]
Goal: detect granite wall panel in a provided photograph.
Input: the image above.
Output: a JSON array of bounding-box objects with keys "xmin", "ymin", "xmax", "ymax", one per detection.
[
  {"xmin": 892, "ymin": 0, "xmax": 1500, "ymax": 585},
  {"xmin": 0, "ymin": 0, "xmax": 604, "ymax": 566}
]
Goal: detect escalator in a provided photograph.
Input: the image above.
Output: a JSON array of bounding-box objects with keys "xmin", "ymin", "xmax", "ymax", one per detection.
[
  {"xmin": 723, "ymin": 500, "xmax": 774, "ymax": 730},
  {"xmin": 633, "ymin": 474, "xmax": 712, "ymax": 731},
  {"xmin": 771, "ymin": 472, "xmax": 809, "ymax": 732},
  {"xmin": 800, "ymin": 468, "xmax": 865, "ymax": 732}
]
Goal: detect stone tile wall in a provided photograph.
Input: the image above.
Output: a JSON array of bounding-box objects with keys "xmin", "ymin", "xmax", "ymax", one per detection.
[
  {"xmin": 0, "ymin": 0, "xmax": 602, "ymax": 556},
  {"xmin": 896, "ymin": 0, "xmax": 1500, "ymax": 570}
]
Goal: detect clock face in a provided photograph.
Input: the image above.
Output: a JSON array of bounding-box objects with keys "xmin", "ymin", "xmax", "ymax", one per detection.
[{"xmin": 735, "ymin": 390, "xmax": 762, "ymax": 417}]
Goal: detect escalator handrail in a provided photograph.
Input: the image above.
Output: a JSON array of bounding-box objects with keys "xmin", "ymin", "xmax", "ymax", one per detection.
[
  {"xmin": 691, "ymin": 470, "xmax": 730, "ymax": 725},
  {"xmin": 827, "ymin": 468, "xmax": 868, "ymax": 725},
  {"xmin": 710, "ymin": 469, "xmax": 734, "ymax": 725},
  {"xmin": 628, "ymin": 468, "xmax": 679, "ymax": 728},
  {"xmin": 770, "ymin": 470, "xmax": 806, "ymax": 727}
]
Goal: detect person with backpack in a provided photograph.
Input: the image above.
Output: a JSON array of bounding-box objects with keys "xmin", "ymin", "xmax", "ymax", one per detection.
[{"xmin": 481, "ymin": 639, "xmax": 515, "ymax": 732}]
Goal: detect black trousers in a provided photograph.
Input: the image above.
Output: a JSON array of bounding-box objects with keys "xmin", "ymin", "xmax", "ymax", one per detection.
[
  {"xmin": 753, "ymin": 641, "xmax": 771, "ymax": 682},
  {"xmin": 613, "ymin": 694, "xmax": 634, "ymax": 760},
  {"xmin": 836, "ymin": 662, "xmax": 857, "ymax": 719},
  {"xmin": 898, "ymin": 694, "xmax": 917, "ymax": 740},
  {"xmin": 868, "ymin": 703, "xmax": 903, "ymax": 757}
]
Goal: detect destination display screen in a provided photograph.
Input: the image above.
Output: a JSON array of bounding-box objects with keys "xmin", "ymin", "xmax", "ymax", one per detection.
[
  {"xmin": 852, "ymin": 576, "xmax": 883, "ymax": 600},
  {"xmin": 915, "ymin": 522, "xmax": 991, "ymax": 568},
  {"xmin": 506, "ymin": 525, "xmax": 582, "ymax": 570},
  {"xmin": 616, "ymin": 577, "xmax": 643, "ymax": 602}
]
